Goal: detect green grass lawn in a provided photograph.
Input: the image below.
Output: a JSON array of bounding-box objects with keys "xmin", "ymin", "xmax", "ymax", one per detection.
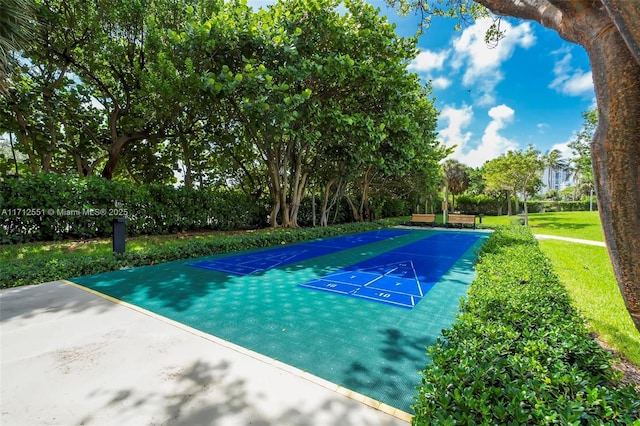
[
  {"xmin": 0, "ymin": 229, "xmax": 263, "ymax": 263},
  {"xmin": 539, "ymin": 240, "xmax": 640, "ymax": 366},
  {"xmin": 526, "ymin": 211, "xmax": 604, "ymax": 241}
]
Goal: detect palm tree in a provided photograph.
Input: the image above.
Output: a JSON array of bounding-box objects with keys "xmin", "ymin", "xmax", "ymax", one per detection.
[
  {"xmin": 442, "ymin": 159, "xmax": 470, "ymax": 214},
  {"xmin": 543, "ymin": 149, "xmax": 569, "ymax": 192},
  {"xmin": 0, "ymin": 0, "xmax": 34, "ymax": 93}
]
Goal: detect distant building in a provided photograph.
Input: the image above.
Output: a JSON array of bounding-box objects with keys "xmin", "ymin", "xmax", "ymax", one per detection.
[{"xmin": 541, "ymin": 166, "xmax": 574, "ymax": 194}]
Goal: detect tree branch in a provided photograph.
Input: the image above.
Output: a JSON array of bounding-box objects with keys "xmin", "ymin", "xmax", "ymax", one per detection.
[{"xmin": 474, "ymin": 0, "xmax": 576, "ymax": 43}]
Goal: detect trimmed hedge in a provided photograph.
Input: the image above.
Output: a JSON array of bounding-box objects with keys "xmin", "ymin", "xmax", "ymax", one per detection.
[
  {"xmin": 0, "ymin": 221, "xmax": 395, "ymax": 288},
  {"xmin": 455, "ymin": 195, "xmax": 598, "ymax": 216},
  {"xmin": 0, "ymin": 174, "xmax": 268, "ymax": 244},
  {"xmin": 412, "ymin": 226, "xmax": 639, "ymax": 425},
  {"xmin": 456, "ymin": 194, "xmax": 516, "ymax": 216},
  {"xmin": 527, "ymin": 200, "xmax": 599, "ymax": 213}
]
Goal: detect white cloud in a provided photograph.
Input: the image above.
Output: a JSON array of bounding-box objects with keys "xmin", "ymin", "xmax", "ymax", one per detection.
[
  {"xmin": 440, "ymin": 103, "xmax": 519, "ymax": 168},
  {"xmin": 438, "ymin": 104, "xmax": 474, "ymax": 156},
  {"xmin": 537, "ymin": 123, "xmax": 550, "ymax": 133},
  {"xmin": 409, "ymin": 50, "xmax": 453, "ymax": 91},
  {"xmin": 549, "ymin": 52, "xmax": 594, "ymax": 96},
  {"xmin": 451, "ymin": 17, "xmax": 536, "ymax": 106},
  {"xmin": 431, "ymin": 77, "xmax": 452, "ymax": 89},
  {"xmin": 550, "ymin": 141, "xmax": 574, "ymax": 160},
  {"xmin": 409, "ymin": 49, "xmax": 449, "ymax": 72}
]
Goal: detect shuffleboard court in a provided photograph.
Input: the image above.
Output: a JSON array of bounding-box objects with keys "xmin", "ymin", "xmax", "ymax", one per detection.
[
  {"xmin": 188, "ymin": 229, "xmax": 410, "ymax": 275},
  {"xmin": 298, "ymin": 232, "xmax": 482, "ymax": 308},
  {"xmin": 70, "ymin": 228, "xmax": 489, "ymax": 414}
]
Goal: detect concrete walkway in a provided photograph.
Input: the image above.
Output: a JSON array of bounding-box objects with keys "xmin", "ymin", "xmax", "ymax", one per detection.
[
  {"xmin": 534, "ymin": 234, "xmax": 607, "ymax": 247},
  {"xmin": 1, "ymin": 281, "xmax": 409, "ymax": 426}
]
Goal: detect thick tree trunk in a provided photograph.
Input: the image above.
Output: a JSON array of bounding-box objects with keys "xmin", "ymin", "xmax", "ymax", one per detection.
[
  {"xmin": 586, "ymin": 26, "xmax": 640, "ymax": 331},
  {"xmin": 101, "ymin": 151, "xmax": 120, "ymax": 179},
  {"xmin": 346, "ymin": 195, "xmax": 362, "ymax": 222},
  {"xmin": 269, "ymin": 196, "xmax": 280, "ymax": 228}
]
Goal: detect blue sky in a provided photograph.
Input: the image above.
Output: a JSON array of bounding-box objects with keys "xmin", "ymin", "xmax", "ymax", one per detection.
[{"xmin": 248, "ymin": 0, "xmax": 596, "ymax": 168}]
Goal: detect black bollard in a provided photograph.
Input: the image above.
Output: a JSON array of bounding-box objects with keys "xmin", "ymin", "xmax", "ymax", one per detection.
[{"xmin": 112, "ymin": 218, "xmax": 127, "ymax": 253}]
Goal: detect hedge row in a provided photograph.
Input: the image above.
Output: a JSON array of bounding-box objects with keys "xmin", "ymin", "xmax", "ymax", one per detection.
[
  {"xmin": 0, "ymin": 221, "xmax": 394, "ymax": 288},
  {"xmin": 412, "ymin": 226, "xmax": 638, "ymax": 425},
  {"xmin": 0, "ymin": 174, "xmax": 268, "ymax": 243},
  {"xmin": 527, "ymin": 200, "xmax": 599, "ymax": 213},
  {"xmin": 455, "ymin": 195, "xmax": 598, "ymax": 216}
]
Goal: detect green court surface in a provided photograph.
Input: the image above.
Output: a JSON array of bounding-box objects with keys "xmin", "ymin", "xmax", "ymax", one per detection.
[{"xmin": 71, "ymin": 228, "xmax": 488, "ymax": 413}]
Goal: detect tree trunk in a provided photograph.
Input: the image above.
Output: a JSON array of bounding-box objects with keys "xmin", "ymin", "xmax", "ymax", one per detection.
[
  {"xmin": 586, "ymin": 23, "xmax": 640, "ymax": 331},
  {"xmin": 13, "ymin": 109, "xmax": 39, "ymax": 174},
  {"xmin": 101, "ymin": 133, "xmax": 134, "ymax": 179},
  {"xmin": 180, "ymin": 137, "xmax": 192, "ymax": 188},
  {"xmin": 312, "ymin": 191, "xmax": 316, "ymax": 227},
  {"xmin": 358, "ymin": 166, "xmax": 374, "ymax": 222},
  {"xmin": 443, "ymin": 185, "xmax": 449, "ymax": 224},
  {"xmin": 321, "ymin": 178, "xmax": 342, "ymax": 227},
  {"xmin": 101, "ymin": 151, "xmax": 120, "ymax": 179},
  {"xmin": 346, "ymin": 195, "xmax": 362, "ymax": 222},
  {"xmin": 269, "ymin": 196, "xmax": 280, "ymax": 228}
]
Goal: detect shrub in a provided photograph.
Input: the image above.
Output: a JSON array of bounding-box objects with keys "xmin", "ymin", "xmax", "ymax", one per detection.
[
  {"xmin": 412, "ymin": 226, "xmax": 639, "ymax": 425},
  {"xmin": 456, "ymin": 194, "xmax": 515, "ymax": 216},
  {"xmin": 525, "ymin": 200, "xmax": 598, "ymax": 213},
  {"xmin": 0, "ymin": 174, "xmax": 268, "ymax": 243}
]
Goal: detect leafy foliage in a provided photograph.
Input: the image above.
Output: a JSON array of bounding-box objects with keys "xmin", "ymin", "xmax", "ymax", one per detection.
[
  {"xmin": 0, "ymin": 173, "xmax": 267, "ymax": 243},
  {"xmin": 412, "ymin": 226, "xmax": 639, "ymax": 425}
]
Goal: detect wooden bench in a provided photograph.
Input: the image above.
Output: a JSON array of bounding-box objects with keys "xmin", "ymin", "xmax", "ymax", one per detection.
[
  {"xmin": 411, "ymin": 213, "xmax": 436, "ymax": 226},
  {"xmin": 447, "ymin": 214, "xmax": 477, "ymax": 229}
]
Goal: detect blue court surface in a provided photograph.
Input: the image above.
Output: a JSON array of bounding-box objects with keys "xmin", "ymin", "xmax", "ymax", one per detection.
[
  {"xmin": 298, "ymin": 233, "xmax": 480, "ymax": 308},
  {"xmin": 71, "ymin": 228, "xmax": 489, "ymax": 413},
  {"xmin": 189, "ymin": 229, "xmax": 410, "ymax": 276}
]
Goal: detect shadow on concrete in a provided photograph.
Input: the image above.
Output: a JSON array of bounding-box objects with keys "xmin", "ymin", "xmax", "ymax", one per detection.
[
  {"xmin": 78, "ymin": 359, "xmax": 403, "ymax": 426},
  {"xmin": 0, "ymin": 281, "xmax": 115, "ymax": 322}
]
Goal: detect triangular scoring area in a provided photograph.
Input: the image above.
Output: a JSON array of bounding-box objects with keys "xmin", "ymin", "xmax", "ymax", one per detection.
[
  {"xmin": 356, "ymin": 261, "xmax": 422, "ymax": 297},
  {"xmin": 299, "ymin": 261, "xmax": 424, "ymax": 309}
]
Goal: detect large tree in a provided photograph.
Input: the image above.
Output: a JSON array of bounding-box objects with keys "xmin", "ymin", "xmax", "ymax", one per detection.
[{"xmin": 394, "ymin": 0, "xmax": 640, "ymax": 333}]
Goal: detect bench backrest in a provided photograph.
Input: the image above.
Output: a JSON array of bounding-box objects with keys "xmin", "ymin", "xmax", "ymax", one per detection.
[
  {"xmin": 412, "ymin": 214, "xmax": 436, "ymax": 221},
  {"xmin": 448, "ymin": 214, "xmax": 476, "ymax": 223}
]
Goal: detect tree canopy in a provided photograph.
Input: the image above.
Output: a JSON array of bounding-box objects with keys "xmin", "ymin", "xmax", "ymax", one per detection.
[{"xmin": 1, "ymin": 0, "xmax": 444, "ymax": 228}]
